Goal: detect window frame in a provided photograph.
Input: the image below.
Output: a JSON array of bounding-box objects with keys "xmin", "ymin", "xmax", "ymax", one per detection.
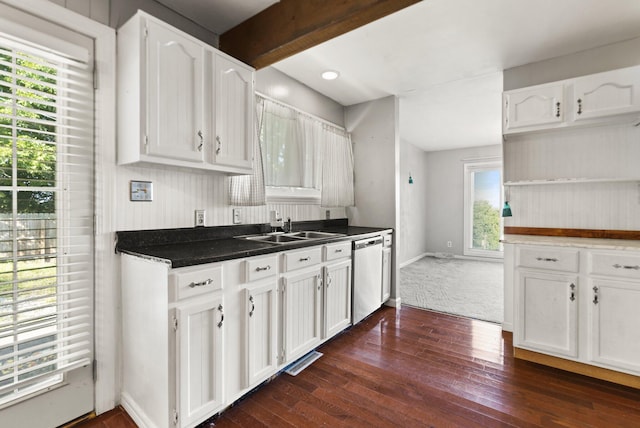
[{"xmin": 463, "ymin": 158, "xmax": 504, "ymax": 259}]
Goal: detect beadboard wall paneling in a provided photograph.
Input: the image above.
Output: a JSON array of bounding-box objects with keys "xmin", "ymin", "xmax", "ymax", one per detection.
[
  {"xmin": 504, "ymin": 181, "xmax": 640, "ymax": 230},
  {"xmin": 503, "ymin": 123, "xmax": 640, "ymax": 231},
  {"xmin": 116, "ymin": 165, "xmax": 346, "ymax": 231},
  {"xmin": 504, "ymin": 123, "xmax": 640, "ymax": 183}
]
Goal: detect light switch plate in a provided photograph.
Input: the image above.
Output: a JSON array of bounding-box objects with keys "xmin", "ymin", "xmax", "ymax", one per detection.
[{"xmin": 130, "ymin": 181, "xmax": 153, "ymax": 201}]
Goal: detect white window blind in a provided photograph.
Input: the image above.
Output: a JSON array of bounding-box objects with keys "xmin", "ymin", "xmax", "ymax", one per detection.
[{"xmin": 0, "ymin": 34, "xmax": 94, "ymax": 402}]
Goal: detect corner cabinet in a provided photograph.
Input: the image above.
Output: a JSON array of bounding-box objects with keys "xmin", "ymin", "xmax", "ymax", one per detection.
[
  {"xmin": 511, "ymin": 243, "xmax": 640, "ymax": 388},
  {"xmin": 117, "ymin": 10, "xmax": 255, "ymax": 174},
  {"xmin": 503, "ymin": 64, "xmax": 640, "ymax": 135}
]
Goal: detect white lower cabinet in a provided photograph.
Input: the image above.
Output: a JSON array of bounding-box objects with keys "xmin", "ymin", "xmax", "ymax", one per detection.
[
  {"xmin": 281, "ymin": 266, "xmax": 323, "ymax": 362},
  {"xmin": 122, "ymin": 237, "xmax": 373, "ymax": 427},
  {"xmin": 516, "ymin": 270, "xmax": 578, "ymax": 358},
  {"xmin": 512, "ymin": 244, "xmax": 640, "ymax": 381},
  {"xmin": 588, "ymin": 278, "xmax": 640, "ymax": 373},
  {"xmin": 381, "ymin": 246, "xmax": 391, "ymax": 303},
  {"xmin": 175, "ymin": 294, "xmax": 224, "ymax": 427},
  {"xmin": 323, "ymin": 259, "xmax": 352, "ymax": 339},
  {"xmin": 243, "ymin": 279, "xmax": 278, "ymax": 387}
]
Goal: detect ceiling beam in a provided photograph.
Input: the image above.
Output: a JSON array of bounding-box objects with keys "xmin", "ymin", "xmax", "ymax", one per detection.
[{"xmin": 219, "ymin": 0, "xmax": 420, "ymax": 70}]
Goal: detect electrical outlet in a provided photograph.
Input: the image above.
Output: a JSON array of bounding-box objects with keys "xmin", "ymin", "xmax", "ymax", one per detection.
[
  {"xmin": 325, "ymin": 210, "xmax": 331, "ymax": 220},
  {"xmin": 233, "ymin": 208, "xmax": 242, "ymax": 224},
  {"xmin": 195, "ymin": 210, "xmax": 206, "ymax": 227},
  {"xmin": 447, "ymin": 241, "xmax": 452, "ymax": 248}
]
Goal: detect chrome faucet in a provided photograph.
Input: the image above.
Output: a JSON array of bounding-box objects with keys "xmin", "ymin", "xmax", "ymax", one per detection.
[{"xmin": 283, "ymin": 217, "xmax": 292, "ymax": 233}]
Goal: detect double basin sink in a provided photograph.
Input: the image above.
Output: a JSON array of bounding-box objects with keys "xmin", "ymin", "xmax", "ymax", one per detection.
[{"xmin": 237, "ymin": 230, "xmax": 345, "ymax": 245}]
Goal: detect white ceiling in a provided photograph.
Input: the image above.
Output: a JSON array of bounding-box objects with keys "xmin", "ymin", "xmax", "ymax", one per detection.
[{"xmin": 159, "ymin": 0, "xmax": 640, "ymax": 152}]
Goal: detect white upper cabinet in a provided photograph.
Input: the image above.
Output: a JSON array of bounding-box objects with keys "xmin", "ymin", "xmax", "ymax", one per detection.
[
  {"xmin": 212, "ymin": 54, "xmax": 254, "ymax": 170},
  {"xmin": 146, "ymin": 19, "xmax": 205, "ymax": 163},
  {"xmin": 117, "ymin": 11, "xmax": 255, "ymax": 174},
  {"xmin": 573, "ymin": 66, "xmax": 640, "ymax": 121},
  {"xmin": 503, "ymin": 82, "xmax": 564, "ymax": 132},
  {"xmin": 503, "ymin": 65, "xmax": 640, "ymax": 135}
]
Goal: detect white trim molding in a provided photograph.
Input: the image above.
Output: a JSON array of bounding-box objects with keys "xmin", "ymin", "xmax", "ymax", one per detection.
[{"xmin": 0, "ymin": 0, "xmax": 118, "ymax": 416}]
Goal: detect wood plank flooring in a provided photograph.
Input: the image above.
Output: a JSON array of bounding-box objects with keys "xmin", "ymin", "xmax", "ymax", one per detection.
[{"xmin": 80, "ymin": 306, "xmax": 640, "ymax": 428}]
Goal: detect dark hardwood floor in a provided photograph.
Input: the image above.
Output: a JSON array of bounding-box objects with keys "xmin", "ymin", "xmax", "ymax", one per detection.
[{"xmin": 79, "ymin": 306, "xmax": 640, "ymax": 428}]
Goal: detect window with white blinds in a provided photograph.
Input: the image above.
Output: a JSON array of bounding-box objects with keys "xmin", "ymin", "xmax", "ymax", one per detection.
[{"xmin": 0, "ymin": 33, "xmax": 94, "ymax": 403}]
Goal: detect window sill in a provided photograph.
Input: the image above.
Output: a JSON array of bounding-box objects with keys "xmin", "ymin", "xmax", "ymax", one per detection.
[{"xmin": 266, "ymin": 186, "xmax": 321, "ymax": 204}]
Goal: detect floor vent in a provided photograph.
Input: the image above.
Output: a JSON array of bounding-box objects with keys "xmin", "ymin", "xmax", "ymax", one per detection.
[{"xmin": 285, "ymin": 351, "xmax": 323, "ymax": 376}]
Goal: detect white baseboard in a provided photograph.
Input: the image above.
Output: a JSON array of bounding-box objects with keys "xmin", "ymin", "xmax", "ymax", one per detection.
[
  {"xmin": 399, "ymin": 252, "xmax": 430, "ymax": 268},
  {"xmin": 384, "ymin": 297, "xmax": 401, "ymax": 308},
  {"xmin": 402, "ymin": 252, "xmax": 503, "ymax": 267},
  {"xmin": 120, "ymin": 392, "xmax": 153, "ymax": 428}
]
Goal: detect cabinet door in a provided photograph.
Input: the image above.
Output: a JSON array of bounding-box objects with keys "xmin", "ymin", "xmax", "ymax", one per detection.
[
  {"xmin": 573, "ymin": 66, "xmax": 640, "ymax": 121},
  {"xmin": 212, "ymin": 53, "xmax": 254, "ymax": 171},
  {"xmin": 324, "ymin": 260, "xmax": 352, "ymax": 339},
  {"xmin": 381, "ymin": 247, "xmax": 391, "ymax": 303},
  {"xmin": 282, "ymin": 268, "xmax": 322, "ymax": 362},
  {"xmin": 503, "ymin": 83, "xmax": 564, "ymax": 132},
  {"xmin": 515, "ymin": 270, "xmax": 578, "ymax": 358},
  {"xmin": 588, "ymin": 279, "xmax": 640, "ymax": 374},
  {"xmin": 146, "ymin": 20, "xmax": 204, "ymax": 163},
  {"xmin": 176, "ymin": 295, "xmax": 224, "ymax": 427},
  {"xmin": 244, "ymin": 280, "xmax": 278, "ymax": 388}
]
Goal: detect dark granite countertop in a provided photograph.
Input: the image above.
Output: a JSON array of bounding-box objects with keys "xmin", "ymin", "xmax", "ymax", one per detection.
[{"xmin": 116, "ymin": 219, "xmax": 392, "ymax": 268}]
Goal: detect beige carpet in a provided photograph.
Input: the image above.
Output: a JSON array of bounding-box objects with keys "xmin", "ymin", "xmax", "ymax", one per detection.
[{"xmin": 400, "ymin": 256, "xmax": 504, "ymax": 323}]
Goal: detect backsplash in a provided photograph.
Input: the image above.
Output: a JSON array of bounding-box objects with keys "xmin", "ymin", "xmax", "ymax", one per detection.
[{"xmin": 116, "ymin": 164, "xmax": 345, "ymax": 231}]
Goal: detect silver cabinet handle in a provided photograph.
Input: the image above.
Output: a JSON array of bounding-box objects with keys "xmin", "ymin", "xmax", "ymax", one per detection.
[
  {"xmin": 613, "ymin": 264, "xmax": 640, "ymax": 270},
  {"xmin": 326, "ymin": 274, "xmax": 332, "ymax": 288},
  {"xmin": 216, "ymin": 135, "xmax": 222, "ymax": 154},
  {"xmin": 335, "ymin": 249, "xmax": 343, "ymax": 253},
  {"xmin": 299, "ymin": 257, "xmax": 310, "ymax": 262},
  {"xmin": 536, "ymin": 257, "xmax": 558, "ymax": 262},
  {"xmin": 188, "ymin": 278, "xmax": 213, "ymax": 288},
  {"xmin": 577, "ymin": 98, "xmax": 583, "ymax": 115},
  {"xmin": 555, "ymin": 102, "xmax": 561, "ymax": 118},
  {"xmin": 255, "ymin": 265, "xmax": 271, "ymax": 272},
  {"xmin": 249, "ymin": 295, "xmax": 255, "ymax": 317},
  {"xmin": 197, "ymin": 130, "xmax": 203, "ymax": 151},
  {"xmin": 217, "ymin": 304, "xmax": 224, "ymax": 328},
  {"xmin": 569, "ymin": 283, "xmax": 575, "ymax": 302},
  {"xmin": 593, "ymin": 286, "xmax": 599, "ymax": 305}
]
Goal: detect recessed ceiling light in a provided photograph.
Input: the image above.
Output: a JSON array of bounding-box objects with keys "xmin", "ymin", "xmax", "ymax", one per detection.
[{"xmin": 321, "ymin": 70, "xmax": 340, "ymax": 80}]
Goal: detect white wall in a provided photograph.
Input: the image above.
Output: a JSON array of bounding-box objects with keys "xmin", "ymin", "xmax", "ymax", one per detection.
[
  {"xmin": 399, "ymin": 140, "xmax": 429, "ymax": 265},
  {"xmin": 424, "ymin": 144, "xmax": 502, "ymax": 256},
  {"xmin": 345, "ymin": 96, "xmax": 400, "ymax": 303}
]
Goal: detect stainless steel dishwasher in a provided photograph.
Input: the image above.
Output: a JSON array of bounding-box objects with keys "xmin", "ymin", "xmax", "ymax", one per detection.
[{"xmin": 352, "ymin": 236, "xmax": 383, "ymax": 324}]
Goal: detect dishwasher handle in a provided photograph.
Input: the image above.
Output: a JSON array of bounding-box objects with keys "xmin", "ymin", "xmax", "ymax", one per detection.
[{"xmin": 354, "ymin": 236, "xmax": 383, "ymax": 250}]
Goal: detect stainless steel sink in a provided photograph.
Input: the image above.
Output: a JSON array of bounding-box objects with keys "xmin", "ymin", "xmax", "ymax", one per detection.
[
  {"xmin": 237, "ymin": 230, "xmax": 345, "ymax": 244},
  {"xmin": 289, "ymin": 231, "xmax": 344, "ymax": 239},
  {"xmin": 242, "ymin": 234, "xmax": 307, "ymax": 244}
]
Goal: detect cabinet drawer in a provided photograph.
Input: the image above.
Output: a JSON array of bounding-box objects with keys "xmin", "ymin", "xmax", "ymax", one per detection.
[
  {"xmin": 283, "ymin": 247, "xmax": 322, "ymax": 272},
  {"xmin": 324, "ymin": 241, "xmax": 352, "ymax": 262},
  {"xmin": 589, "ymin": 251, "xmax": 640, "ymax": 280},
  {"xmin": 172, "ymin": 264, "xmax": 223, "ymax": 300},
  {"xmin": 517, "ymin": 246, "xmax": 579, "ymax": 272},
  {"xmin": 245, "ymin": 255, "xmax": 278, "ymax": 282}
]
